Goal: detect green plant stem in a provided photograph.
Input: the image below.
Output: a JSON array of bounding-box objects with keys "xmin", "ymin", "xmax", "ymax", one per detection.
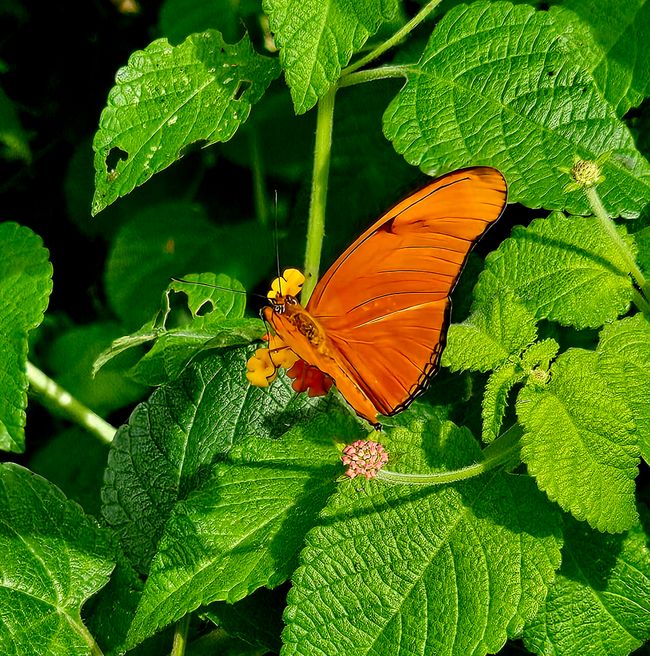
[
  {"xmin": 170, "ymin": 615, "xmax": 191, "ymax": 656},
  {"xmin": 72, "ymin": 618, "xmax": 104, "ymax": 656},
  {"xmin": 249, "ymin": 128, "xmax": 268, "ymax": 227},
  {"xmin": 337, "ymin": 65, "xmax": 412, "ymax": 89},
  {"xmin": 377, "ymin": 424, "xmax": 522, "ymax": 485},
  {"xmin": 340, "ymin": 0, "xmax": 443, "ymax": 77},
  {"xmin": 26, "ymin": 361, "xmax": 116, "ymax": 445},
  {"xmin": 584, "ymin": 185, "xmax": 650, "ymax": 302},
  {"xmin": 302, "ymin": 86, "xmax": 337, "ymax": 303}
]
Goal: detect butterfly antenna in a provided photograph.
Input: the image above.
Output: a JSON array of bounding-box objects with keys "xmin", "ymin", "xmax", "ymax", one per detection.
[
  {"xmin": 273, "ymin": 189, "xmax": 282, "ymax": 296},
  {"xmin": 170, "ymin": 277, "xmax": 267, "ymax": 301}
]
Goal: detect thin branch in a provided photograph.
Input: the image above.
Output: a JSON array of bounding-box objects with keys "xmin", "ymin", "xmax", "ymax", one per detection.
[{"xmin": 26, "ymin": 361, "xmax": 116, "ymax": 445}]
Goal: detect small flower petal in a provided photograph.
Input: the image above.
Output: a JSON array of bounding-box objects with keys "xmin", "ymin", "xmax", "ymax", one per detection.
[
  {"xmin": 246, "ymin": 348, "xmax": 278, "ymax": 387},
  {"xmin": 267, "ymin": 268, "xmax": 305, "ymax": 299}
]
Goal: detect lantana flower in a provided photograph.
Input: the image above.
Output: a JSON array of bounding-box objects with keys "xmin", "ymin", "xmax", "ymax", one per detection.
[{"xmin": 341, "ymin": 440, "xmax": 389, "ymax": 479}]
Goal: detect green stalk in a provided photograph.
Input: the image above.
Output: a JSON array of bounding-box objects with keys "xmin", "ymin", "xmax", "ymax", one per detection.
[
  {"xmin": 584, "ymin": 185, "xmax": 649, "ymax": 302},
  {"xmin": 302, "ymin": 86, "xmax": 337, "ymax": 302},
  {"xmin": 377, "ymin": 424, "xmax": 522, "ymax": 485},
  {"xmin": 340, "ymin": 0, "xmax": 443, "ymax": 78},
  {"xmin": 70, "ymin": 617, "xmax": 104, "ymax": 656},
  {"xmin": 27, "ymin": 361, "xmax": 116, "ymax": 445},
  {"xmin": 249, "ymin": 128, "xmax": 269, "ymax": 227},
  {"xmin": 337, "ymin": 65, "xmax": 412, "ymax": 89},
  {"xmin": 170, "ymin": 615, "xmax": 191, "ymax": 656}
]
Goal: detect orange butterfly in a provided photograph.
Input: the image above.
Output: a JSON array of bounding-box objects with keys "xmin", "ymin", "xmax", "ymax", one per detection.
[{"xmin": 247, "ymin": 167, "xmax": 508, "ymax": 428}]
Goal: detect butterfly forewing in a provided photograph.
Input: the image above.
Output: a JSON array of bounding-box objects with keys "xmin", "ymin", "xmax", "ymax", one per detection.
[{"xmin": 306, "ymin": 167, "xmax": 507, "ymax": 417}]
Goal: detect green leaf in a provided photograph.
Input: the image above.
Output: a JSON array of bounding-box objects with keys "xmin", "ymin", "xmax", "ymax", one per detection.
[
  {"xmin": 635, "ymin": 225, "xmax": 650, "ymax": 275},
  {"xmin": 46, "ymin": 322, "xmax": 146, "ymax": 415},
  {"xmin": 481, "ymin": 363, "xmax": 524, "ymax": 443},
  {"xmin": 96, "ymin": 273, "xmax": 263, "ymax": 385},
  {"xmin": 203, "ymin": 587, "xmax": 286, "ymax": 653},
  {"xmin": 104, "ymin": 202, "xmax": 274, "ymax": 328},
  {"xmin": 159, "ymin": 0, "xmax": 242, "ymax": 45},
  {"xmin": 0, "ymin": 463, "xmax": 115, "ymax": 655},
  {"xmin": 524, "ymin": 510, "xmax": 650, "ymax": 656},
  {"xmin": 517, "ymin": 349, "xmax": 639, "ymax": 533},
  {"xmin": 126, "ymin": 410, "xmax": 361, "ymax": 648},
  {"xmin": 475, "ymin": 212, "xmax": 634, "ymax": 329},
  {"xmin": 597, "ymin": 313, "xmax": 650, "ymax": 463},
  {"xmin": 283, "ymin": 418, "xmax": 562, "ymax": 656},
  {"xmin": 442, "ymin": 288, "xmax": 537, "ymax": 372},
  {"xmin": 102, "ymin": 347, "xmax": 331, "ymax": 573},
  {"xmin": 84, "ymin": 552, "xmax": 145, "ymax": 656},
  {"xmin": 0, "ymin": 85, "xmax": 30, "ymax": 162},
  {"xmin": 29, "ymin": 427, "xmax": 107, "ymax": 518},
  {"xmin": 551, "ymin": 0, "xmax": 650, "ymax": 116},
  {"xmin": 264, "ymin": 0, "xmax": 400, "ymax": 114},
  {"xmin": 130, "ymin": 320, "xmax": 263, "ymax": 386},
  {"xmin": 92, "ymin": 30, "xmax": 280, "ymax": 213},
  {"xmin": 0, "ymin": 223, "xmax": 52, "ymax": 453},
  {"xmin": 383, "ymin": 1, "xmax": 650, "ymax": 218},
  {"xmin": 520, "ymin": 337, "xmax": 560, "ymax": 372}
]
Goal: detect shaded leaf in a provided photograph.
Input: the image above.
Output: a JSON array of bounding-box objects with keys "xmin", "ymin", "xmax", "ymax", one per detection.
[
  {"xmin": 0, "ymin": 223, "xmax": 52, "ymax": 452},
  {"xmin": 29, "ymin": 427, "xmax": 107, "ymax": 518},
  {"xmin": 102, "ymin": 347, "xmax": 331, "ymax": 573},
  {"xmin": 517, "ymin": 349, "xmax": 639, "ymax": 533},
  {"xmin": 93, "ymin": 30, "xmax": 280, "ymax": 213},
  {"xmin": 104, "ymin": 202, "xmax": 274, "ymax": 328},
  {"xmin": 0, "ymin": 84, "xmax": 30, "ymax": 162},
  {"xmin": 203, "ymin": 587, "xmax": 286, "ymax": 653},
  {"xmin": 46, "ymin": 322, "xmax": 146, "ymax": 415},
  {"xmin": 159, "ymin": 0, "xmax": 243, "ymax": 45},
  {"xmin": 126, "ymin": 411, "xmax": 361, "ymax": 647}
]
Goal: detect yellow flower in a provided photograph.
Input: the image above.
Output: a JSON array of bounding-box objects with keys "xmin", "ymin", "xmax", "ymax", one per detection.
[
  {"xmin": 246, "ymin": 348, "xmax": 278, "ymax": 387},
  {"xmin": 267, "ymin": 268, "xmax": 305, "ymax": 299},
  {"xmin": 246, "ymin": 334, "xmax": 300, "ymax": 387}
]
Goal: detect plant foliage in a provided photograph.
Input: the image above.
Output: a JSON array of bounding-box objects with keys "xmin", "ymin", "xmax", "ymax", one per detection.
[{"xmin": 1, "ymin": 0, "xmax": 649, "ymax": 655}]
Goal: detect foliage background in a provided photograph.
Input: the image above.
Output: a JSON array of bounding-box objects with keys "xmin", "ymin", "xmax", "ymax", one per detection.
[{"xmin": 1, "ymin": 0, "xmax": 650, "ymax": 655}]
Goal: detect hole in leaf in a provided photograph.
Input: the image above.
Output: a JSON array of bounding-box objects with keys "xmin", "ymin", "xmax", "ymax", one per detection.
[
  {"xmin": 195, "ymin": 300, "xmax": 214, "ymax": 317},
  {"xmin": 233, "ymin": 80, "xmax": 251, "ymax": 101},
  {"xmin": 105, "ymin": 147, "xmax": 128, "ymax": 173}
]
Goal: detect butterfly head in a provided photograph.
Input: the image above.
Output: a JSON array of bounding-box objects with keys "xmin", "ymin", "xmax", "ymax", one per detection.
[{"xmin": 266, "ymin": 268, "xmax": 305, "ymax": 315}]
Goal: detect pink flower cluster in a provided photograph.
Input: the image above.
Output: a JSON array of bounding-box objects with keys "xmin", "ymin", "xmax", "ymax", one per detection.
[{"xmin": 341, "ymin": 440, "xmax": 389, "ymax": 479}]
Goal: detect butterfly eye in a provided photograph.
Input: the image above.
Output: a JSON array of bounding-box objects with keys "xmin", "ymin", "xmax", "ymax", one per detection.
[{"xmin": 272, "ymin": 301, "xmax": 285, "ymax": 314}]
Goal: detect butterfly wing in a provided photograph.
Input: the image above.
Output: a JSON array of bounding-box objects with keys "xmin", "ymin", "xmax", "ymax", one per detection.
[{"xmin": 306, "ymin": 166, "xmax": 507, "ymax": 417}]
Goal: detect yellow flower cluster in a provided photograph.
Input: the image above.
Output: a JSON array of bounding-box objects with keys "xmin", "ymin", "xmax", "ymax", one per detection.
[{"xmin": 247, "ymin": 268, "xmax": 305, "ymax": 387}]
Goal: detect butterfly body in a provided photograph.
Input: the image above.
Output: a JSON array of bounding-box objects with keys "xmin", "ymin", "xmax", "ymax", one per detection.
[
  {"xmin": 263, "ymin": 299, "xmax": 382, "ymax": 427},
  {"xmin": 249, "ymin": 167, "xmax": 508, "ymax": 428}
]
